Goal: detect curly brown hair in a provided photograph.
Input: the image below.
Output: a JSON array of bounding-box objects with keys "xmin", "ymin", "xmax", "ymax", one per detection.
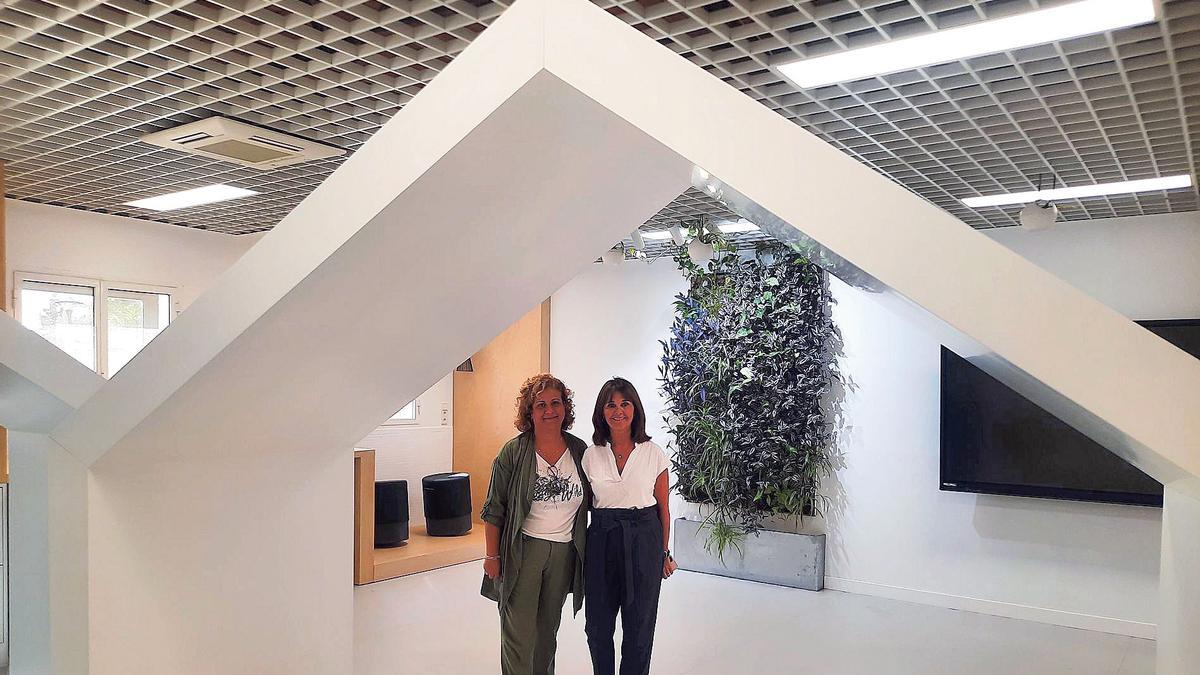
[{"xmin": 514, "ymin": 373, "xmax": 575, "ymax": 433}]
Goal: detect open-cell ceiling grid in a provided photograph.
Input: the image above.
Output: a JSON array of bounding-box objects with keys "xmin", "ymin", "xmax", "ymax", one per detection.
[{"xmin": 1, "ymin": 0, "xmax": 1197, "ymax": 236}]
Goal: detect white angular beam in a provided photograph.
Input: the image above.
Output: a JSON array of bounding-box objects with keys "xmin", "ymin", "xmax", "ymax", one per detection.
[
  {"xmin": 0, "ymin": 315, "xmax": 103, "ymax": 432},
  {"xmin": 49, "ymin": 3, "xmax": 690, "ymax": 672},
  {"xmin": 0, "ymin": 313, "xmax": 99, "ymax": 674},
  {"xmin": 536, "ymin": 0, "xmax": 1200, "ymax": 492},
  {"xmin": 18, "ymin": 0, "xmax": 1197, "ymax": 671}
]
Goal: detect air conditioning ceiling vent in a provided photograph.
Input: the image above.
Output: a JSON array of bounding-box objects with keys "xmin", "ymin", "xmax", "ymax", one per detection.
[{"xmin": 141, "ymin": 116, "xmax": 345, "ymax": 170}]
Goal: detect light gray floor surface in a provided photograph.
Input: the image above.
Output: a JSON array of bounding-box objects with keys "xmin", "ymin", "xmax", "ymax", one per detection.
[{"xmin": 354, "ymin": 561, "xmax": 1154, "ymax": 675}]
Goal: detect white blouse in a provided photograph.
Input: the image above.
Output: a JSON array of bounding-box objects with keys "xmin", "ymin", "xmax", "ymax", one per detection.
[{"xmin": 582, "ymin": 441, "xmax": 669, "ymax": 509}]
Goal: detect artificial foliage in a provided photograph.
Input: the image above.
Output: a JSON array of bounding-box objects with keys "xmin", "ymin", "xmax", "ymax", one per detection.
[{"xmin": 660, "ymin": 233, "xmax": 839, "ymax": 557}]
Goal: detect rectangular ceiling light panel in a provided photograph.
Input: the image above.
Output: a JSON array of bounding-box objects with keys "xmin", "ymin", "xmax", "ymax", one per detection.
[
  {"xmin": 140, "ymin": 116, "xmax": 346, "ymax": 170},
  {"xmin": 124, "ymin": 184, "xmax": 258, "ymax": 211},
  {"xmin": 778, "ymin": 0, "xmax": 1157, "ymax": 89},
  {"xmin": 961, "ymin": 175, "xmax": 1194, "ymax": 208}
]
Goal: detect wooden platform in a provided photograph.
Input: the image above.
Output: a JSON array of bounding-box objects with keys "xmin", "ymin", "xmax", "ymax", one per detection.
[
  {"xmin": 354, "ymin": 448, "xmax": 485, "ymax": 585},
  {"xmin": 370, "ymin": 525, "xmax": 485, "ymax": 583}
]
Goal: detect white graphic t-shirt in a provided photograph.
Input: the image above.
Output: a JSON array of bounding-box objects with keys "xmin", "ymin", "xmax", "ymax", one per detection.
[{"xmin": 521, "ymin": 450, "xmax": 585, "ymax": 543}]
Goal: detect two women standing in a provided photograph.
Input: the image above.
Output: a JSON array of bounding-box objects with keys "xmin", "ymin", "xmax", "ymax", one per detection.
[{"xmin": 481, "ymin": 374, "xmax": 675, "ymax": 675}]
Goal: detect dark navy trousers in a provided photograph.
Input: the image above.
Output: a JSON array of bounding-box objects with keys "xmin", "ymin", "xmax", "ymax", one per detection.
[{"xmin": 584, "ymin": 507, "xmax": 663, "ymax": 675}]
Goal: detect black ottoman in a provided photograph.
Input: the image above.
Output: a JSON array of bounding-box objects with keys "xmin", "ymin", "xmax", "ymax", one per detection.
[
  {"xmin": 422, "ymin": 472, "xmax": 472, "ymax": 536},
  {"xmin": 374, "ymin": 480, "xmax": 410, "ymax": 548}
]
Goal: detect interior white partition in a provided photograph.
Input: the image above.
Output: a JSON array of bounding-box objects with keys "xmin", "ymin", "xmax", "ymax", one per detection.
[
  {"xmin": 1159, "ymin": 481, "xmax": 1200, "ymax": 673},
  {"xmin": 7, "ymin": 433, "xmax": 89, "ymax": 675},
  {"xmin": 0, "ymin": 0, "xmax": 1192, "ymax": 672},
  {"xmin": 0, "ymin": 313, "xmax": 102, "ymax": 674}
]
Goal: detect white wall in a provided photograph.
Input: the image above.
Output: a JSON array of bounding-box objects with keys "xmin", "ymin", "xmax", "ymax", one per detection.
[
  {"xmin": 826, "ymin": 275, "xmax": 1162, "ymax": 636},
  {"xmin": 357, "ymin": 372, "xmax": 454, "ymax": 528},
  {"xmin": 550, "ymin": 260, "xmax": 686, "ymax": 448},
  {"xmin": 5, "ymin": 199, "xmax": 260, "ymax": 311},
  {"xmin": 984, "ymin": 212, "xmax": 1200, "ymax": 320},
  {"xmin": 550, "ymin": 212, "xmax": 1200, "ymax": 638}
]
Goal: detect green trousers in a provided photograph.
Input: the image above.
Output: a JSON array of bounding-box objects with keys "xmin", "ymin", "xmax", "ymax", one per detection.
[{"xmin": 500, "ymin": 535, "xmax": 577, "ymax": 675}]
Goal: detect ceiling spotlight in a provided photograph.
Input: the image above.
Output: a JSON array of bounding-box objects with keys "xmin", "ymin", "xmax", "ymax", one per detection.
[
  {"xmin": 601, "ymin": 246, "xmax": 625, "ymax": 266},
  {"xmin": 1019, "ymin": 202, "xmax": 1058, "ymax": 230},
  {"xmin": 669, "ymin": 225, "xmax": 685, "ymax": 246},
  {"xmin": 687, "ymin": 238, "xmax": 714, "ymax": 266},
  {"xmin": 630, "ymin": 229, "xmax": 646, "ymax": 251}
]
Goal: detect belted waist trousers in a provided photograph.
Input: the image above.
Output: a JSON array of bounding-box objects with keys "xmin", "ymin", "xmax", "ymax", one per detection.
[{"xmin": 584, "ymin": 507, "xmax": 663, "ymax": 675}]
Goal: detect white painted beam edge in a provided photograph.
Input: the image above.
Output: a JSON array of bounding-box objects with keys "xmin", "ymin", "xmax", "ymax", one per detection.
[
  {"xmin": 48, "ymin": 0, "xmax": 552, "ymax": 465},
  {"xmin": 537, "ymin": 0, "xmax": 1200, "ymax": 488},
  {"xmin": 0, "ymin": 314, "xmax": 103, "ymax": 431}
]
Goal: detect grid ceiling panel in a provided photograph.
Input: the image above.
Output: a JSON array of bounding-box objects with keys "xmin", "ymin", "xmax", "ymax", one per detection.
[{"xmin": 1, "ymin": 0, "xmax": 1197, "ymax": 235}]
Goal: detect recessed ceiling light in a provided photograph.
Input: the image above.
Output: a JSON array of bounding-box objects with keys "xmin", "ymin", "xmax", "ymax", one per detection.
[
  {"xmin": 962, "ymin": 175, "xmax": 1193, "ymax": 208},
  {"xmin": 124, "ymin": 184, "xmax": 258, "ymax": 211},
  {"xmin": 778, "ymin": 0, "xmax": 1156, "ymax": 89}
]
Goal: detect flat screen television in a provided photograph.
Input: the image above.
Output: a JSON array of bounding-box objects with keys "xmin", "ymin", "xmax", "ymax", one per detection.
[{"xmin": 939, "ymin": 319, "xmax": 1200, "ymax": 507}]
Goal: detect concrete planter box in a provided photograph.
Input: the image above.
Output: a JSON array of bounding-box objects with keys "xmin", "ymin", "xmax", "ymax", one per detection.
[{"xmin": 673, "ymin": 516, "xmax": 825, "ymax": 591}]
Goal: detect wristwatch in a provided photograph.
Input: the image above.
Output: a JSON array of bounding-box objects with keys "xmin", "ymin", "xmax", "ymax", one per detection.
[{"xmin": 662, "ymin": 549, "xmax": 673, "ymax": 562}]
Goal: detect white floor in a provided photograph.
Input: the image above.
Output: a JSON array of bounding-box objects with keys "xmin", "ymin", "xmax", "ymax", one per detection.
[{"xmin": 354, "ymin": 562, "xmax": 1155, "ymax": 675}]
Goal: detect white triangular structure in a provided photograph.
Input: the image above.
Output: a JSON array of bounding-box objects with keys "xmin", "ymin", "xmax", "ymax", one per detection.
[
  {"xmin": 0, "ymin": 317, "xmax": 101, "ymax": 674},
  {"xmin": 0, "ymin": 315, "xmax": 102, "ymax": 433},
  {"xmin": 1, "ymin": 0, "xmax": 1196, "ymax": 672}
]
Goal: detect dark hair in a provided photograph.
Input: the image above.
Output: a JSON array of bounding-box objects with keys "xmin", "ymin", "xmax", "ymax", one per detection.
[
  {"xmin": 514, "ymin": 373, "xmax": 575, "ymax": 433},
  {"xmin": 592, "ymin": 377, "xmax": 652, "ymax": 446}
]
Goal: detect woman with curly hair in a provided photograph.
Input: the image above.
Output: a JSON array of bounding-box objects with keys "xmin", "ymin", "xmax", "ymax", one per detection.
[{"xmin": 480, "ymin": 373, "xmax": 592, "ymax": 675}]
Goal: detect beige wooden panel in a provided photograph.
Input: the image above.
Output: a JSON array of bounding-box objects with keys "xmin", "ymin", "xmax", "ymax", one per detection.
[
  {"xmin": 452, "ymin": 299, "xmax": 552, "ymax": 520},
  {"xmin": 353, "ymin": 449, "xmax": 375, "ymax": 585}
]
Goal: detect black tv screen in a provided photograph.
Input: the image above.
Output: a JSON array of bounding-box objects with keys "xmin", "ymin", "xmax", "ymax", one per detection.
[{"xmin": 939, "ymin": 319, "xmax": 1200, "ymax": 507}]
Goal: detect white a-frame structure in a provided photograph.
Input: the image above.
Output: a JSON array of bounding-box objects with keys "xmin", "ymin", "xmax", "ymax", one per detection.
[{"xmin": 4, "ymin": 0, "xmax": 1198, "ymax": 672}]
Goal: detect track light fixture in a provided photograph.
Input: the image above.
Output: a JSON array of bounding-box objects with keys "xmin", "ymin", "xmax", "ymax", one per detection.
[
  {"xmin": 669, "ymin": 225, "xmax": 685, "ymax": 246},
  {"xmin": 601, "ymin": 246, "xmax": 625, "ymax": 266},
  {"xmin": 630, "ymin": 229, "xmax": 646, "ymax": 251}
]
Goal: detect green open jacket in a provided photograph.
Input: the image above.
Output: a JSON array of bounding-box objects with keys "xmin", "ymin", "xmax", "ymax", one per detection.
[{"xmin": 479, "ymin": 431, "xmax": 591, "ymax": 615}]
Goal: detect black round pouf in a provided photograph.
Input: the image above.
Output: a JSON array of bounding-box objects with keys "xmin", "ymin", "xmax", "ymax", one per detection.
[
  {"xmin": 422, "ymin": 472, "xmax": 472, "ymax": 536},
  {"xmin": 374, "ymin": 480, "xmax": 410, "ymax": 548}
]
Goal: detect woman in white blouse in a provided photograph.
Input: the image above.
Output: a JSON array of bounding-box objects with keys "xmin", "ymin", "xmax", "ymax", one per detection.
[{"xmin": 581, "ymin": 377, "xmax": 677, "ymax": 675}]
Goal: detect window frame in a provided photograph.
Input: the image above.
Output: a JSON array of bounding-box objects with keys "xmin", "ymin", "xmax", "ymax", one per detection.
[
  {"xmin": 382, "ymin": 399, "xmax": 420, "ymax": 426},
  {"xmin": 14, "ymin": 271, "xmax": 179, "ymax": 378}
]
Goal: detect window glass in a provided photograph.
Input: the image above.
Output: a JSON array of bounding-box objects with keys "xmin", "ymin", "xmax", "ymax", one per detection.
[
  {"xmin": 19, "ymin": 280, "xmax": 97, "ymax": 370},
  {"xmin": 388, "ymin": 400, "xmax": 418, "ymax": 424},
  {"xmin": 107, "ymin": 288, "xmax": 171, "ymax": 375}
]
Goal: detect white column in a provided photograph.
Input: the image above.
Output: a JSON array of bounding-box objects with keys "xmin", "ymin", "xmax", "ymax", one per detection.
[
  {"xmin": 1159, "ymin": 479, "xmax": 1200, "ymax": 674},
  {"xmin": 7, "ymin": 432, "xmax": 88, "ymax": 675}
]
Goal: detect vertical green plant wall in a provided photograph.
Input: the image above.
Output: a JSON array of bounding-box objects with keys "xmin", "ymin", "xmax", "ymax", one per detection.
[{"xmin": 660, "ymin": 234, "xmax": 840, "ymax": 556}]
